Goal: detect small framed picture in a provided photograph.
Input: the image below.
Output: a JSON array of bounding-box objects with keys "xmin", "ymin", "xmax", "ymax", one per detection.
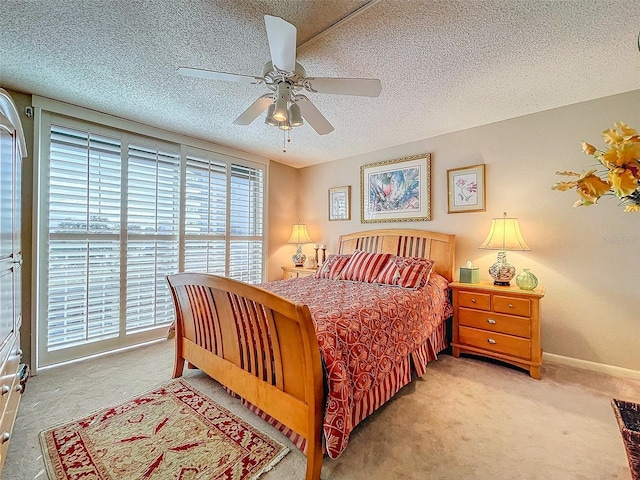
[
  {"xmin": 447, "ymin": 164, "xmax": 486, "ymax": 214},
  {"xmin": 329, "ymin": 186, "xmax": 351, "ymax": 221}
]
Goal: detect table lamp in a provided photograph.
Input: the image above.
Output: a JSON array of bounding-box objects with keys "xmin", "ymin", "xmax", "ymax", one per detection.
[
  {"xmin": 479, "ymin": 212, "xmax": 530, "ymax": 285},
  {"xmin": 287, "ymin": 224, "xmax": 312, "ymax": 267}
]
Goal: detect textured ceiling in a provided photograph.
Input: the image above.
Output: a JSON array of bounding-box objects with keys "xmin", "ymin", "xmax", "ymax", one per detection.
[{"xmin": 1, "ymin": 0, "xmax": 639, "ymax": 168}]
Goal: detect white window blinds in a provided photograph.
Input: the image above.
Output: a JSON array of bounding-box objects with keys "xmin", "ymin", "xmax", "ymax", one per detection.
[
  {"xmin": 40, "ymin": 117, "xmax": 266, "ymax": 367},
  {"xmin": 125, "ymin": 143, "xmax": 180, "ymax": 333},
  {"xmin": 48, "ymin": 126, "xmax": 122, "ymax": 350},
  {"xmin": 184, "ymin": 154, "xmax": 265, "ymax": 283}
]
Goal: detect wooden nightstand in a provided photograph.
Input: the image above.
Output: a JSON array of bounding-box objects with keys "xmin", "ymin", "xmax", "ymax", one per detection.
[
  {"xmin": 281, "ymin": 266, "xmax": 318, "ymax": 279},
  {"xmin": 449, "ymin": 281, "xmax": 545, "ymax": 379}
]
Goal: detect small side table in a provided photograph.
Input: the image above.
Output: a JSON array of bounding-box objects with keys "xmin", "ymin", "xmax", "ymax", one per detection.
[
  {"xmin": 281, "ymin": 266, "xmax": 318, "ymax": 279},
  {"xmin": 449, "ymin": 281, "xmax": 545, "ymax": 379}
]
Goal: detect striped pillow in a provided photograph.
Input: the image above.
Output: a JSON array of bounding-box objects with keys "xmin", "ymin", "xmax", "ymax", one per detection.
[
  {"xmin": 340, "ymin": 251, "xmax": 391, "ymax": 283},
  {"xmin": 376, "ymin": 256, "xmax": 435, "ymax": 289},
  {"xmin": 315, "ymin": 254, "xmax": 351, "ymax": 279}
]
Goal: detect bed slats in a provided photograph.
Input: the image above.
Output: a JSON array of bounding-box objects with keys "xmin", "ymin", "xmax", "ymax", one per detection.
[
  {"xmin": 166, "ymin": 273, "xmax": 324, "ymax": 480},
  {"xmin": 338, "ymin": 229, "xmax": 456, "ymax": 281}
]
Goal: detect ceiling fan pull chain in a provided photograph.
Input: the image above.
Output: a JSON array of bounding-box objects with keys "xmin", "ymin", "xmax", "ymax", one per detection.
[{"xmin": 283, "ymin": 129, "xmax": 287, "ymax": 153}]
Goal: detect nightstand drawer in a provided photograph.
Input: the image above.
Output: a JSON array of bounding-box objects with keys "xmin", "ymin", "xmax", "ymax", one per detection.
[
  {"xmin": 459, "ymin": 308, "xmax": 531, "ymax": 338},
  {"xmin": 282, "ymin": 270, "xmax": 297, "ymax": 279},
  {"xmin": 459, "ymin": 326, "xmax": 531, "ymax": 359},
  {"xmin": 458, "ymin": 291, "xmax": 491, "ymax": 311},
  {"xmin": 494, "ymin": 295, "xmax": 530, "ymax": 317},
  {"xmin": 281, "ymin": 266, "xmax": 317, "ymax": 279}
]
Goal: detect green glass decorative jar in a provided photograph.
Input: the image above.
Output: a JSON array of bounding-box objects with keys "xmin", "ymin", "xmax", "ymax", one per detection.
[{"xmin": 516, "ymin": 269, "xmax": 538, "ymax": 290}]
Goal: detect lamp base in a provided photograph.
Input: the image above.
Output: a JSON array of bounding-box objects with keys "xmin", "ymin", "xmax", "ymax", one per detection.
[
  {"xmin": 292, "ymin": 244, "xmax": 306, "ymax": 267},
  {"xmin": 488, "ymin": 251, "xmax": 516, "ymax": 286}
]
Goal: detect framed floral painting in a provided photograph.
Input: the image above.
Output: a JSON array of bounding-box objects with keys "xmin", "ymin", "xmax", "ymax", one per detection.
[
  {"xmin": 361, "ymin": 153, "xmax": 431, "ymax": 223},
  {"xmin": 447, "ymin": 164, "xmax": 486, "ymax": 213}
]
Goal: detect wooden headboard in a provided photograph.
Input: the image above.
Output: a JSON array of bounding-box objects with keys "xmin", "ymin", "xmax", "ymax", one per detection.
[{"xmin": 337, "ymin": 229, "xmax": 456, "ymax": 282}]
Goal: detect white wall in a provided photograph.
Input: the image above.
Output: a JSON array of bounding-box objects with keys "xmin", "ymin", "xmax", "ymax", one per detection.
[{"xmin": 294, "ymin": 90, "xmax": 640, "ymax": 372}]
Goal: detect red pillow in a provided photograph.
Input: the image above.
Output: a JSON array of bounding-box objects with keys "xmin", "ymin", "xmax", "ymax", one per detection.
[
  {"xmin": 376, "ymin": 256, "xmax": 435, "ymax": 288},
  {"xmin": 315, "ymin": 254, "xmax": 351, "ymax": 279},
  {"xmin": 339, "ymin": 251, "xmax": 391, "ymax": 283}
]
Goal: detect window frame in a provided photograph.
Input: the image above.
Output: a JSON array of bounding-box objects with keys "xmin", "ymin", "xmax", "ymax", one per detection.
[{"xmin": 33, "ymin": 98, "xmax": 269, "ymax": 370}]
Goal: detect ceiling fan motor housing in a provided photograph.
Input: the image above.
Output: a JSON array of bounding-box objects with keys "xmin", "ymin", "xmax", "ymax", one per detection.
[
  {"xmin": 262, "ymin": 61, "xmax": 306, "ymax": 82},
  {"xmin": 273, "ymin": 83, "xmax": 291, "ymax": 122}
]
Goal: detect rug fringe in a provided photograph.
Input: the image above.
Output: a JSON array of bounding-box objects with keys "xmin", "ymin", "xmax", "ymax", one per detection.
[{"xmin": 253, "ymin": 445, "xmax": 291, "ymax": 479}]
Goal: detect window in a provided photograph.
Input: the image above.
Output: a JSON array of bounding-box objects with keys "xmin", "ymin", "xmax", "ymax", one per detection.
[
  {"xmin": 184, "ymin": 154, "xmax": 264, "ymax": 283},
  {"xmin": 37, "ymin": 111, "xmax": 266, "ymax": 368}
]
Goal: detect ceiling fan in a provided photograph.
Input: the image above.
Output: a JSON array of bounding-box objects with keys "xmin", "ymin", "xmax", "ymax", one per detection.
[{"xmin": 177, "ymin": 15, "xmax": 382, "ymax": 136}]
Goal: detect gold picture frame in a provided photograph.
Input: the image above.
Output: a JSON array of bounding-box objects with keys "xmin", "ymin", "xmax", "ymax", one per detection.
[
  {"xmin": 361, "ymin": 153, "xmax": 431, "ymax": 223},
  {"xmin": 447, "ymin": 164, "xmax": 486, "ymax": 213},
  {"xmin": 328, "ymin": 186, "xmax": 351, "ymax": 221}
]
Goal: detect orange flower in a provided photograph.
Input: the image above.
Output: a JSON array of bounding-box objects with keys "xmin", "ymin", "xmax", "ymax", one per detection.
[
  {"xmin": 602, "ymin": 128, "xmax": 624, "ymax": 146},
  {"xmin": 575, "ymin": 171, "xmax": 611, "ymax": 205},
  {"xmin": 608, "ymin": 168, "xmax": 638, "ymax": 197},
  {"xmin": 581, "ymin": 142, "xmax": 597, "ymax": 155},
  {"xmin": 615, "ymin": 121, "xmax": 638, "ymax": 138},
  {"xmin": 554, "ymin": 121, "xmax": 640, "ymax": 212},
  {"xmin": 602, "ymin": 142, "xmax": 640, "ymax": 168}
]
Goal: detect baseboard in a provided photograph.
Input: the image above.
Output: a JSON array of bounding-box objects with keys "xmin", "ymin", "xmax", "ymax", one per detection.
[{"xmin": 543, "ymin": 352, "xmax": 640, "ymax": 381}]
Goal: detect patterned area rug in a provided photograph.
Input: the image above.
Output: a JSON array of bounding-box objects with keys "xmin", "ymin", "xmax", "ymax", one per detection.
[{"xmin": 40, "ymin": 379, "xmax": 289, "ymax": 479}]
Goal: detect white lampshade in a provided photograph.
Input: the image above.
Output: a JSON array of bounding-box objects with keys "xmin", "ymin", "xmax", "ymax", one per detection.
[
  {"xmin": 479, "ymin": 213, "xmax": 530, "ymax": 251},
  {"xmin": 287, "ymin": 224, "xmax": 312, "ymax": 244}
]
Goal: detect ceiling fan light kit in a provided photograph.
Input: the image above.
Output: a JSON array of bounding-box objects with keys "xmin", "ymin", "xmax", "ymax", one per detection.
[
  {"xmin": 178, "ymin": 14, "xmax": 382, "ymax": 151},
  {"xmin": 289, "ymin": 103, "xmax": 303, "ymax": 127}
]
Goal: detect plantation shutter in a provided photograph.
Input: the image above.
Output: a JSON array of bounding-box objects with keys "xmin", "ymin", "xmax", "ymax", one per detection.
[
  {"xmin": 38, "ymin": 109, "xmax": 267, "ymax": 368},
  {"xmin": 229, "ymin": 164, "xmax": 264, "ymax": 283},
  {"xmin": 47, "ymin": 125, "xmax": 122, "ymax": 350},
  {"xmin": 184, "ymin": 154, "xmax": 265, "ymax": 283},
  {"xmin": 184, "ymin": 155, "xmax": 228, "ymax": 274},
  {"xmin": 125, "ymin": 143, "xmax": 180, "ymax": 332}
]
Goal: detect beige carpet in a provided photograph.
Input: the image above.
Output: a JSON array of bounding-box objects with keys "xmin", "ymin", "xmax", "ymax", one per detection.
[{"xmin": 5, "ymin": 340, "xmax": 638, "ymax": 480}]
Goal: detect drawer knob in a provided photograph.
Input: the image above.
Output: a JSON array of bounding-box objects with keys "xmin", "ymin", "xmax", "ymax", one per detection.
[
  {"xmin": 487, "ymin": 338, "xmax": 497, "ymax": 344},
  {"xmin": 487, "ymin": 318, "xmax": 497, "ymax": 325},
  {"xmin": 16, "ymin": 349, "xmax": 22, "ymax": 356},
  {"xmin": 1, "ymin": 432, "xmax": 9, "ymax": 444},
  {"xmin": 471, "ymin": 298, "xmax": 476, "ymax": 303},
  {"xmin": 0, "ymin": 385, "xmax": 9, "ymax": 396},
  {"xmin": 15, "ymin": 384, "xmax": 23, "ymax": 393},
  {"xmin": 508, "ymin": 303, "xmax": 514, "ymax": 308}
]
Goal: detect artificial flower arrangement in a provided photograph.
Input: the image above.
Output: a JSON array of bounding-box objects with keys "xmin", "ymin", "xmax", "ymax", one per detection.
[{"xmin": 552, "ymin": 121, "xmax": 640, "ymax": 212}]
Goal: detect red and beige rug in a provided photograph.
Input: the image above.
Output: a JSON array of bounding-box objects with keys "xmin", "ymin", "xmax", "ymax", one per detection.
[{"xmin": 40, "ymin": 379, "xmax": 289, "ymax": 479}]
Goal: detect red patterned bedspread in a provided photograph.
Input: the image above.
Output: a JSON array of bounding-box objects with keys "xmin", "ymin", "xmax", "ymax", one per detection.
[{"xmin": 260, "ymin": 273, "xmax": 452, "ymax": 458}]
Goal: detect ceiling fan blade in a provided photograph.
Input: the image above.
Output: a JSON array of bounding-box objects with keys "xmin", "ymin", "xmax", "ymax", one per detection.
[
  {"xmin": 177, "ymin": 67, "xmax": 263, "ymax": 84},
  {"xmin": 264, "ymin": 15, "xmax": 297, "ymax": 72},
  {"xmin": 305, "ymin": 77, "xmax": 382, "ymax": 97},
  {"xmin": 296, "ymin": 96, "xmax": 334, "ymax": 135},
  {"xmin": 233, "ymin": 95, "xmax": 273, "ymax": 125}
]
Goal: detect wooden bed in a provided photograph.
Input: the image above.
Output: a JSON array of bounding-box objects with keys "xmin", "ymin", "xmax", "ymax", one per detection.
[{"xmin": 166, "ymin": 228, "xmax": 455, "ymax": 480}]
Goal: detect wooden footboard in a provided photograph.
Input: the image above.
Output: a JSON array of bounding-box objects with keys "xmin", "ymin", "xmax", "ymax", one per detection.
[{"xmin": 166, "ymin": 273, "xmax": 324, "ymax": 480}]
